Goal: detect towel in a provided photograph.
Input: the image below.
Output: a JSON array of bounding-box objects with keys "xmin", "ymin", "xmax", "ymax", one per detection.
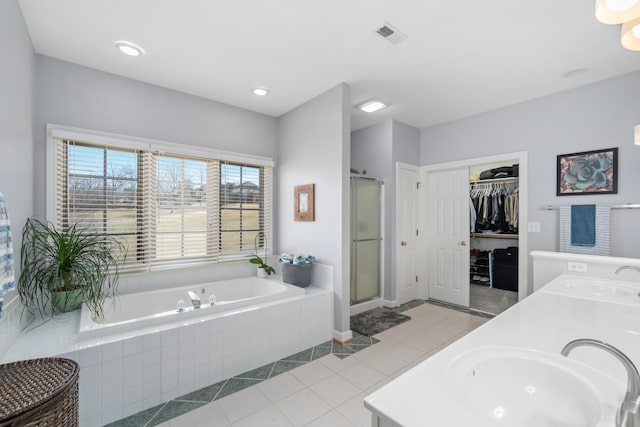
[
  {"xmin": 559, "ymin": 205, "xmax": 611, "ymax": 256},
  {"xmin": 0, "ymin": 193, "xmax": 15, "ymax": 319},
  {"xmin": 571, "ymin": 205, "xmax": 596, "ymax": 246}
]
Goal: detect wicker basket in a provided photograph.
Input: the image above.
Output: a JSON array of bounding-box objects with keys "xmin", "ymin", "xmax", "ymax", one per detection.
[{"xmin": 0, "ymin": 358, "xmax": 79, "ymax": 426}]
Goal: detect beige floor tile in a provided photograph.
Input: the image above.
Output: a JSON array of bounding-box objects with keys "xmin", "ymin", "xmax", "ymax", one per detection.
[
  {"xmin": 275, "ymin": 388, "xmax": 331, "ymax": 427},
  {"xmin": 289, "ymin": 359, "xmax": 334, "ymax": 387},
  {"xmin": 257, "ymin": 372, "xmax": 305, "ymax": 404},
  {"xmin": 217, "ymin": 386, "xmax": 271, "ymax": 423},
  {"xmin": 309, "ymin": 374, "xmax": 361, "ymax": 407},
  {"xmin": 232, "ymin": 405, "xmax": 293, "ymax": 427},
  {"xmin": 317, "ymin": 353, "xmax": 360, "ymax": 373},
  {"xmin": 336, "ymin": 393, "xmax": 371, "ymax": 427},
  {"xmin": 339, "ymin": 362, "xmax": 387, "ymax": 391},
  {"xmin": 160, "ymin": 401, "xmax": 230, "ymax": 426},
  {"xmin": 305, "ymin": 409, "xmax": 356, "ymax": 427}
]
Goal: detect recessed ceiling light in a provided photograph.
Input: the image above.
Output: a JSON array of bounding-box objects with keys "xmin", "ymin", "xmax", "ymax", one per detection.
[
  {"xmin": 115, "ymin": 41, "xmax": 145, "ymax": 57},
  {"xmin": 253, "ymin": 87, "xmax": 270, "ymax": 96},
  {"xmin": 357, "ymin": 100, "xmax": 389, "ymax": 113}
]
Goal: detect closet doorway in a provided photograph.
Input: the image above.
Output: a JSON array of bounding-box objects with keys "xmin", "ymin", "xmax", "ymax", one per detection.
[{"xmin": 421, "ymin": 152, "xmax": 528, "ymax": 311}]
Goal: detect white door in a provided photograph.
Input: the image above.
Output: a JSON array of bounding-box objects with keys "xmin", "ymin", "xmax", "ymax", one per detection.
[
  {"xmin": 426, "ymin": 168, "xmax": 470, "ymax": 307},
  {"xmin": 396, "ymin": 163, "xmax": 419, "ymax": 305}
]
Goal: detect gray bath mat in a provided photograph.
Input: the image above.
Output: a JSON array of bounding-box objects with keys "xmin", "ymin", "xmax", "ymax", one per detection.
[{"xmin": 350, "ymin": 307, "xmax": 411, "ymax": 336}]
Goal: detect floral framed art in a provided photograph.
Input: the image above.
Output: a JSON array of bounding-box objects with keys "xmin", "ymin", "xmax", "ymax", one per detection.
[{"xmin": 557, "ymin": 147, "xmax": 618, "ymax": 196}]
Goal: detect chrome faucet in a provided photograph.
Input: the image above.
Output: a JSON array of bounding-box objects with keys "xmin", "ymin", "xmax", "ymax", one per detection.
[
  {"xmin": 616, "ymin": 266, "xmax": 640, "ymax": 275},
  {"xmin": 562, "ymin": 338, "xmax": 640, "ymax": 427},
  {"xmin": 187, "ymin": 291, "xmax": 201, "ymax": 308}
]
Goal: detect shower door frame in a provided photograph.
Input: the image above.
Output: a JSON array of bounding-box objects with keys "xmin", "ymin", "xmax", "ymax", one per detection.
[{"xmin": 350, "ymin": 175, "xmax": 384, "ymax": 311}]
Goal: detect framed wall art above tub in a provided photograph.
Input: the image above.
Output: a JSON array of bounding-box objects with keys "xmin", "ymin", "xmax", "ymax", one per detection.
[{"xmin": 557, "ymin": 147, "xmax": 618, "ymax": 196}]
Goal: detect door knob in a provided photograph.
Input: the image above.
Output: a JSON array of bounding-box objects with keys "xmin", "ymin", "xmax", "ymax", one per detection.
[
  {"xmin": 460, "ymin": 241, "xmax": 467, "ymax": 246},
  {"xmin": 401, "ymin": 241, "xmax": 407, "ymax": 246}
]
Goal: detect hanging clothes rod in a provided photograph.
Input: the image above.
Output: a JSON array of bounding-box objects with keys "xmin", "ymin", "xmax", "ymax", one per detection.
[{"xmin": 542, "ymin": 203, "xmax": 640, "ymax": 210}]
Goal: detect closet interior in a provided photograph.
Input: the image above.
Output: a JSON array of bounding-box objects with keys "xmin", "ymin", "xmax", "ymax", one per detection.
[{"xmin": 469, "ymin": 163, "xmax": 520, "ymax": 314}]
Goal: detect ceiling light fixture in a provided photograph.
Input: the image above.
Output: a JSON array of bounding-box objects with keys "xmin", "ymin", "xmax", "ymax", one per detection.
[
  {"xmin": 594, "ymin": 0, "xmax": 640, "ymax": 50},
  {"xmin": 357, "ymin": 100, "xmax": 389, "ymax": 113},
  {"xmin": 253, "ymin": 87, "xmax": 270, "ymax": 96},
  {"xmin": 115, "ymin": 41, "xmax": 145, "ymax": 57}
]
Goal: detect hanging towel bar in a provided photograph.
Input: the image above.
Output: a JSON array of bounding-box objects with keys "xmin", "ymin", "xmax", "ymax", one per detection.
[{"xmin": 542, "ymin": 203, "xmax": 640, "ymax": 210}]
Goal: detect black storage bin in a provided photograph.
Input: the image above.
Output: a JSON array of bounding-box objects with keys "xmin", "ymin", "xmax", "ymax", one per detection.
[{"xmin": 492, "ymin": 247, "xmax": 518, "ymax": 292}]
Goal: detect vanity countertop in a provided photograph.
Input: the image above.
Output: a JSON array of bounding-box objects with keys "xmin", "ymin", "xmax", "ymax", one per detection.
[{"xmin": 364, "ymin": 274, "xmax": 640, "ymax": 427}]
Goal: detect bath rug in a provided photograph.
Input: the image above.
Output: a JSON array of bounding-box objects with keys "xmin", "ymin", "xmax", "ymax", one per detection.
[{"xmin": 350, "ymin": 308, "xmax": 411, "ymax": 336}]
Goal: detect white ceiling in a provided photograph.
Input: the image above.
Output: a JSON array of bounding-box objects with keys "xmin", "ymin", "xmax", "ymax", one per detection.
[{"xmin": 18, "ymin": 0, "xmax": 640, "ymax": 131}]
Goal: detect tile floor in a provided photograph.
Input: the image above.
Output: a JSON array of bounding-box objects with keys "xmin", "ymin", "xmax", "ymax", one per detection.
[{"xmin": 110, "ymin": 301, "xmax": 488, "ymax": 426}]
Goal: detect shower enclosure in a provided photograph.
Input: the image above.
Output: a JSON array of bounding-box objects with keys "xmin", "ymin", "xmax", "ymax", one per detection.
[{"xmin": 350, "ymin": 176, "xmax": 383, "ymax": 305}]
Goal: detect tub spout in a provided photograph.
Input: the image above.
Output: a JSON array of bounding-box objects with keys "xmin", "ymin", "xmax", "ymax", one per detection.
[{"xmin": 187, "ymin": 291, "xmax": 201, "ymax": 308}]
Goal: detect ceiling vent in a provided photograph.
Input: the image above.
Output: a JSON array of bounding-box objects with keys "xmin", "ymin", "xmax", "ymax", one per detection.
[{"xmin": 375, "ymin": 22, "xmax": 408, "ymax": 45}]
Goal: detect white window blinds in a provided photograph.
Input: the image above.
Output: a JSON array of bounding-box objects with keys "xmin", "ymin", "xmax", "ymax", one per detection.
[{"xmin": 53, "ymin": 138, "xmax": 272, "ymax": 271}]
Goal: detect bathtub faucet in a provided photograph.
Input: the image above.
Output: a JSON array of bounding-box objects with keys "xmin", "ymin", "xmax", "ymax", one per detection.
[{"xmin": 187, "ymin": 291, "xmax": 201, "ymax": 309}]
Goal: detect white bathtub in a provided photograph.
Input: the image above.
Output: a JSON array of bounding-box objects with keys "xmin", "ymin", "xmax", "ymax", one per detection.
[{"xmin": 79, "ymin": 276, "xmax": 305, "ymax": 340}]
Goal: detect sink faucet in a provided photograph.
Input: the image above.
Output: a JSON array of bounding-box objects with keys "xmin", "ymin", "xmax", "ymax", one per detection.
[
  {"xmin": 187, "ymin": 291, "xmax": 201, "ymax": 308},
  {"xmin": 616, "ymin": 266, "xmax": 640, "ymax": 275},
  {"xmin": 562, "ymin": 338, "xmax": 640, "ymax": 427}
]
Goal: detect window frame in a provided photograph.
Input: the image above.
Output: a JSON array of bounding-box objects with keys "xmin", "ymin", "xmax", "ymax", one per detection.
[{"xmin": 46, "ymin": 123, "xmax": 274, "ymax": 273}]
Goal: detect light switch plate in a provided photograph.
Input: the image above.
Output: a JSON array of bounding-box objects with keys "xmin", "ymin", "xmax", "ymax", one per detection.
[{"xmin": 527, "ymin": 222, "xmax": 541, "ymax": 233}]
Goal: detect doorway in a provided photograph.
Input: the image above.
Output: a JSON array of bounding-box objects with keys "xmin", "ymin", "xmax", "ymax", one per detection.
[
  {"xmin": 396, "ymin": 163, "xmax": 420, "ymax": 305},
  {"xmin": 421, "ymin": 152, "xmax": 528, "ymax": 309}
]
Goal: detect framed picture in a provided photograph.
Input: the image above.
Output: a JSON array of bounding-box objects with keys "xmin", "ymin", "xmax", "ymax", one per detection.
[
  {"xmin": 557, "ymin": 147, "xmax": 618, "ymax": 196},
  {"xmin": 294, "ymin": 184, "xmax": 315, "ymax": 221}
]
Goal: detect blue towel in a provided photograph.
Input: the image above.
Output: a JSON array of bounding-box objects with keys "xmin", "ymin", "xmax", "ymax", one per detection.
[
  {"xmin": 0, "ymin": 192, "xmax": 15, "ymax": 320},
  {"xmin": 571, "ymin": 205, "xmax": 596, "ymax": 246}
]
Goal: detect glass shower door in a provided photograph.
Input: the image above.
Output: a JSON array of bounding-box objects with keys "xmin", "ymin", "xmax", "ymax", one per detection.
[{"xmin": 351, "ymin": 177, "xmax": 382, "ymax": 305}]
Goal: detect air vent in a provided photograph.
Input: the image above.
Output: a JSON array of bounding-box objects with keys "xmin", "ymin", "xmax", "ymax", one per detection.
[{"xmin": 375, "ymin": 22, "xmax": 408, "ymax": 45}]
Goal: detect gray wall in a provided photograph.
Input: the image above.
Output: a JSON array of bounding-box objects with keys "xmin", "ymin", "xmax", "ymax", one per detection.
[
  {"xmin": 421, "ymin": 72, "xmax": 640, "ymax": 270},
  {"xmin": 277, "ymin": 84, "xmax": 351, "ymax": 337},
  {"xmin": 34, "ymin": 56, "xmax": 278, "ymax": 218},
  {"xmin": 351, "ymin": 120, "xmax": 420, "ymax": 303},
  {"xmin": 0, "ymin": 0, "xmax": 35, "ymax": 358}
]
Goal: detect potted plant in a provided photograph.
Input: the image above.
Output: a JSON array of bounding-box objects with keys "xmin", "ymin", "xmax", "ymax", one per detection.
[
  {"xmin": 249, "ymin": 231, "xmax": 275, "ymax": 278},
  {"xmin": 18, "ymin": 218, "xmax": 125, "ymax": 319}
]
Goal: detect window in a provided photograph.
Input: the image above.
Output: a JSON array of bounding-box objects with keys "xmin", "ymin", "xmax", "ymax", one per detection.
[{"xmin": 50, "ymin": 128, "xmax": 272, "ymax": 272}]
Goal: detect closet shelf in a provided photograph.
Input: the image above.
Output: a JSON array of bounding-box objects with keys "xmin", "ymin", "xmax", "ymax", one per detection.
[
  {"xmin": 471, "ymin": 233, "xmax": 518, "ymax": 240},
  {"xmin": 470, "ymin": 176, "xmax": 519, "ymax": 184}
]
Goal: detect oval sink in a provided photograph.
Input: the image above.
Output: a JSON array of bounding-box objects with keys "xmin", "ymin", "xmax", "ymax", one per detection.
[
  {"xmin": 540, "ymin": 275, "xmax": 640, "ymax": 305},
  {"xmin": 446, "ymin": 347, "xmax": 619, "ymax": 427}
]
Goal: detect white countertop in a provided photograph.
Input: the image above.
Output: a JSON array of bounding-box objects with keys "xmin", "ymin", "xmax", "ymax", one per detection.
[{"xmin": 364, "ymin": 275, "xmax": 640, "ymax": 427}]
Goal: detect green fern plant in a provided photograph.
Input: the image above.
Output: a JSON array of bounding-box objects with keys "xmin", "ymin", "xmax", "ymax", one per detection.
[{"xmin": 18, "ymin": 218, "xmax": 125, "ymax": 319}]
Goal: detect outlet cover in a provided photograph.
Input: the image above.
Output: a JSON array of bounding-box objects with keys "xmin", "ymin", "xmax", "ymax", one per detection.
[{"xmin": 568, "ymin": 262, "xmax": 588, "ymax": 272}]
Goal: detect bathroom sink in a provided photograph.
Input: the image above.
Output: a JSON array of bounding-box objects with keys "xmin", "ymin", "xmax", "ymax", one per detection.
[
  {"xmin": 540, "ymin": 275, "xmax": 640, "ymax": 305},
  {"xmin": 446, "ymin": 346, "xmax": 620, "ymax": 427}
]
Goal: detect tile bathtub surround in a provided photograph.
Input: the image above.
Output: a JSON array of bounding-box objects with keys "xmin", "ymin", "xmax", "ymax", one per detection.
[
  {"xmin": 4, "ymin": 289, "xmax": 332, "ymax": 426},
  {"xmin": 107, "ymin": 334, "xmax": 380, "ymax": 426},
  {"xmin": 145, "ymin": 302, "xmax": 488, "ymax": 427}
]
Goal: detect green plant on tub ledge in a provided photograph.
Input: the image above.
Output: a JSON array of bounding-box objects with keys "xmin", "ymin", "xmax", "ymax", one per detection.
[
  {"xmin": 18, "ymin": 218, "xmax": 125, "ymax": 319},
  {"xmin": 249, "ymin": 231, "xmax": 275, "ymax": 278}
]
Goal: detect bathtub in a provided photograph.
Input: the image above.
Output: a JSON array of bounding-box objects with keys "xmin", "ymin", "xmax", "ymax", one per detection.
[{"xmin": 79, "ymin": 276, "xmax": 305, "ymax": 340}]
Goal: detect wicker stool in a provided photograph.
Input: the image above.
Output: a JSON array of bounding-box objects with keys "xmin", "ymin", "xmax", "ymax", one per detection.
[{"xmin": 0, "ymin": 358, "xmax": 79, "ymax": 426}]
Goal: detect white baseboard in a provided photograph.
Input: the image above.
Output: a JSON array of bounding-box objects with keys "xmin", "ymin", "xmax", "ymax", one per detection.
[
  {"xmin": 349, "ymin": 298, "xmax": 382, "ymax": 316},
  {"xmin": 333, "ymin": 329, "xmax": 353, "ymax": 344},
  {"xmin": 383, "ymin": 298, "xmax": 398, "ymax": 308}
]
